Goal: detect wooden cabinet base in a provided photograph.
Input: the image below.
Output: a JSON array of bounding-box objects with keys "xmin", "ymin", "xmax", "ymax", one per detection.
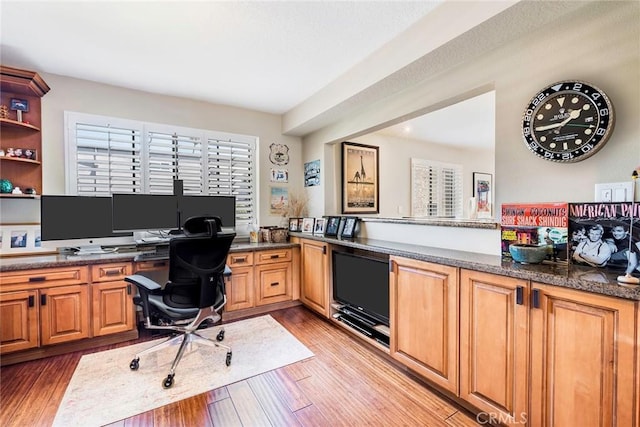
[{"xmin": 0, "ymin": 329, "xmax": 138, "ymax": 367}]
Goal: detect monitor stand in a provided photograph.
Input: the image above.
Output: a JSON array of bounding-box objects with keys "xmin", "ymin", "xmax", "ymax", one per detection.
[{"xmin": 72, "ymin": 245, "xmax": 115, "ymax": 256}]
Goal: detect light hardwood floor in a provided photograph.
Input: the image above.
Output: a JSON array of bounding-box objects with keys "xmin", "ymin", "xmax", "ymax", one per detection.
[{"xmin": 0, "ymin": 306, "xmax": 480, "ymax": 426}]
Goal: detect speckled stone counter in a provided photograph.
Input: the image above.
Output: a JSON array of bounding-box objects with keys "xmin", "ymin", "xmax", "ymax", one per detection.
[
  {"xmin": 0, "ymin": 241, "xmax": 297, "ymax": 273},
  {"xmin": 291, "ymin": 233, "xmax": 640, "ymax": 302}
]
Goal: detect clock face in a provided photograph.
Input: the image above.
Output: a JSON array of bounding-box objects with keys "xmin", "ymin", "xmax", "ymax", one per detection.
[{"xmin": 522, "ymin": 81, "xmax": 614, "ymax": 163}]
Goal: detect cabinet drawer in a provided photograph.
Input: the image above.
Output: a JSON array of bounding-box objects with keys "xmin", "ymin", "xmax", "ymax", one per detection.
[
  {"xmin": 0, "ymin": 266, "xmax": 89, "ymax": 292},
  {"xmin": 134, "ymin": 259, "xmax": 169, "ymax": 272},
  {"xmin": 255, "ymin": 248, "xmax": 292, "ymax": 265},
  {"xmin": 91, "ymin": 263, "xmax": 132, "ymax": 282},
  {"xmin": 228, "ymin": 252, "xmax": 254, "ymax": 267}
]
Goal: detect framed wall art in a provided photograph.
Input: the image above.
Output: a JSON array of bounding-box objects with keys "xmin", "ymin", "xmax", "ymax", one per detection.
[
  {"xmin": 473, "ymin": 172, "xmax": 493, "ymax": 218},
  {"xmin": 342, "ymin": 141, "xmax": 379, "ymax": 214}
]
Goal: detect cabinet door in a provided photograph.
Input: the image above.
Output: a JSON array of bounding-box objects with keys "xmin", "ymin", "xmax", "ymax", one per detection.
[
  {"xmin": 255, "ymin": 262, "xmax": 292, "ymax": 306},
  {"xmin": 529, "ymin": 283, "xmax": 637, "ymax": 427},
  {"xmin": 460, "ymin": 269, "xmax": 529, "ymax": 423},
  {"xmin": 0, "ymin": 290, "xmax": 39, "ymax": 353},
  {"xmin": 40, "ymin": 285, "xmax": 90, "ymax": 345},
  {"xmin": 91, "ymin": 280, "xmax": 135, "ymax": 336},
  {"xmin": 226, "ymin": 266, "xmax": 254, "ymax": 311},
  {"xmin": 389, "ymin": 257, "xmax": 459, "ymax": 394},
  {"xmin": 299, "ymin": 239, "xmax": 329, "ymax": 317}
]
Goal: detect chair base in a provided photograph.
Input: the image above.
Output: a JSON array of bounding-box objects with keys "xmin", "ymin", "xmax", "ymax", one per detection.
[{"xmin": 130, "ymin": 305, "xmax": 232, "ymax": 388}]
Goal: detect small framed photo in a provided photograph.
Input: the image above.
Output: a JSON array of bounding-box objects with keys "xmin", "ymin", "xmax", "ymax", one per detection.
[
  {"xmin": 0, "ymin": 223, "xmax": 53, "ymax": 256},
  {"xmin": 337, "ymin": 217, "xmax": 348, "ymax": 238},
  {"xmin": 324, "ymin": 216, "xmax": 341, "ymax": 237},
  {"xmin": 10, "ymin": 98, "xmax": 29, "ymax": 112},
  {"xmin": 341, "ymin": 217, "xmax": 359, "ymax": 239},
  {"xmin": 301, "ymin": 217, "xmax": 315, "ymax": 233},
  {"xmin": 288, "ymin": 217, "xmax": 301, "ymax": 232},
  {"xmin": 313, "ymin": 218, "xmax": 326, "ymax": 234}
]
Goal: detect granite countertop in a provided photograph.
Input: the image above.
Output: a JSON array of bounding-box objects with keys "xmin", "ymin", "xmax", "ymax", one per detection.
[
  {"xmin": 2, "ymin": 234, "xmax": 639, "ymax": 302},
  {"xmin": 0, "ymin": 241, "xmax": 297, "ymax": 272},
  {"xmin": 291, "ymin": 233, "xmax": 640, "ymax": 302}
]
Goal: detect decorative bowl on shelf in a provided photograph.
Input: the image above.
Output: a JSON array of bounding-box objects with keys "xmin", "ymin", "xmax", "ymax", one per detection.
[{"xmin": 509, "ymin": 243, "xmax": 549, "ymax": 264}]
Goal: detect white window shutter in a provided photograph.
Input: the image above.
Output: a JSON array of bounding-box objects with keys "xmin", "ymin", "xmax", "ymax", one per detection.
[{"xmin": 411, "ymin": 158, "xmax": 463, "ymax": 218}]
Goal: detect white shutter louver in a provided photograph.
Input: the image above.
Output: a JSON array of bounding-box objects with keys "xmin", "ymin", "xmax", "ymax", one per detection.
[
  {"xmin": 411, "ymin": 158, "xmax": 463, "ymax": 218},
  {"xmin": 73, "ymin": 121, "xmax": 142, "ymax": 196}
]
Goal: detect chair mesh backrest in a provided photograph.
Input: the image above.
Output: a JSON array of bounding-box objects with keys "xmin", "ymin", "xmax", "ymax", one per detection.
[{"xmin": 166, "ymin": 230, "xmax": 235, "ymax": 309}]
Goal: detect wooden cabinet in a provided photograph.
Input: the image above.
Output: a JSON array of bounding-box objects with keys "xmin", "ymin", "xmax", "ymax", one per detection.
[
  {"xmin": 389, "ymin": 256, "xmax": 459, "ymax": 394},
  {"xmin": 0, "ymin": 266, "xmax": 91, "ymax": 353},
  {"xmin": 225, "ymin": 248, "xmax": 294, "ymax": 312},
  {"xmin": 459, "ymin": 269, "xmax": 529, "ymax": 423},
  {"xmin": 0, "ymin": 65, "xmax": 50, "ymax": 196},
  {"xmin": 90, "ymin": 262, "xmax": 135, "ymax": 337},
  {"xmin": 226, "ymin": 251, "xmax": 255, "ymax": 311},
  {"xmin": 529, "ymin": 282, "xmax": 637, "ymax": 427},
  {"xmin": 298, "ymin": 238, "xmax": 330, "ymax": 317},
  {"xmin": 0, "ymin": 289, "xmax": 39, "ymax": 353}
]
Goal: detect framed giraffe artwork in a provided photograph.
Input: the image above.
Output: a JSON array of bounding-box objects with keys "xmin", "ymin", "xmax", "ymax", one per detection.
[{"xmin": 341, "ymin": 141, "xmax": 379, "ymax": 214}]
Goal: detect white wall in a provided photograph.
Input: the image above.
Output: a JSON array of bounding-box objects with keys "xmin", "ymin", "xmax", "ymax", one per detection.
[
  {"xmin": 1, "ymin": 74, "xmax": 303, "ymax": 229},
  {"xmin": 352, "ymin": 133, "xmax": 493, "ymax": 218}
]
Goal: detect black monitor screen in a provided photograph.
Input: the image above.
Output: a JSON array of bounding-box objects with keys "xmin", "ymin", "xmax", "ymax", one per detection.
[
  {"xmin": 332, "ymin": 251, "xmax": 390, "ymax": 325},
  {"xmin": 41, "ymin": 196, "xmax": 132, "ymax": 240},
  {"xmin": 179, "ymin": 195, "xmax": 236, "ymax": 228},
  {"xmin": 112, "ymin": 194, "xmax": 178, "ymax": 232}
]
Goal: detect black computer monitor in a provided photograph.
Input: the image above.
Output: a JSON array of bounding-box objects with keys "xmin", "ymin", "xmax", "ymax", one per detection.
[
  {"xmin": 41, "ymin": 195, "xmax": 133, "ymax": 253},
  {"xmin": 112, "ymin": 194, "xmax": 179, "ymax": 232},
  {"xmin": 178, "ymin": 195, "xmax": 236, "ymax": 229}
]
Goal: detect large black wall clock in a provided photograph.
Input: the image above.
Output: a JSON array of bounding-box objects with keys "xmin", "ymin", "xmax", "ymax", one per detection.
[{"xmin": 522, "ymin": 80, "xmax": 614, "ymax": 163}]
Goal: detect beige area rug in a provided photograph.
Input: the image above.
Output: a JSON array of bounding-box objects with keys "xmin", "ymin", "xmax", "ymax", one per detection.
[{"xmin": 53, "ymin": 315, "xmax": 313, "ymax": 427}]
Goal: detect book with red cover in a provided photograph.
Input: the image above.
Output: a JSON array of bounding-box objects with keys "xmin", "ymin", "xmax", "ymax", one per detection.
[{"xmin": 501, "ymin": 202, "xmax": 569, "ymax": 262}]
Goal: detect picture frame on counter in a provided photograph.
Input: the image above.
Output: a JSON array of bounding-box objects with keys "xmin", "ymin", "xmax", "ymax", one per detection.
[
  {"xmin": 324, "ymin": 216, "xmax": 341, "ymax": 237},
  {"xmin": 301, "ymin": 217, "xmax": 315, "ymax": 233},
  {"xmin": 341, "ymin": 217, "xmax": 359, "ymax": 239},
  {"xmin": 313, "ymin": 217, "xmax": 326, "ymax": 235},
  {"xmin": 0, "ymin": 223, "xmax": 54, "ymax": 256},
  {"xmin": 288, "ymin": 217, "xmax": 301, "ymax": 232}
]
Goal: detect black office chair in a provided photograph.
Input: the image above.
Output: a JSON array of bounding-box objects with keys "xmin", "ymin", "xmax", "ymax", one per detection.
[{"xmin": 125, "ymin": 216, "xmax": 235, "ymax": 388}]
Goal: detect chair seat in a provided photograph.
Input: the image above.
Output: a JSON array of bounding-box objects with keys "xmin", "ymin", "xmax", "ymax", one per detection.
[{"xmin": 148, "ymin": 294, "xmax": 200, "ymax": 320}]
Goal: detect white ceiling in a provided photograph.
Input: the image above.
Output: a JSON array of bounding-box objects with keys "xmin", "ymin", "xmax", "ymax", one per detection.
[
  {"xmin": 0, "ymin": 1, "xmax": 587, "ymax": 148},
  {"xmin": 0, "ymin": 0, "xmax": 441, "ymax": 114}
]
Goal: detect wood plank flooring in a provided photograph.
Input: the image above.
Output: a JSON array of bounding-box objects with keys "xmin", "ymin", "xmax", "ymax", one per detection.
[{"xmin": 0, "ymin": 306, "xmax": 480, "ymax": 426}]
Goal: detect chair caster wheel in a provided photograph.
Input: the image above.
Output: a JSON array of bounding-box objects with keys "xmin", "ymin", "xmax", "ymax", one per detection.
[
  {"xmin": 225, "ymin": 351, "xmax": 232, "ymax": 366},
  {"xmin": 216, "ymin": 330, "xmax": 225, "ymax": 341},
  {"xmin": 130, "ymin": 358, "xmax": 139, "ymax": 370},
  {"xmin": 163, "ymin": 374, "xmax": 174, "ymax": 389}
]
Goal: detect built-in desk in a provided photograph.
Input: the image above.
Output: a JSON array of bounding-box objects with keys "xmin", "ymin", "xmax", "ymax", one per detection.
[{"xmin": 0, "ymin": 241, "xmax": 300, "ymax": 365}]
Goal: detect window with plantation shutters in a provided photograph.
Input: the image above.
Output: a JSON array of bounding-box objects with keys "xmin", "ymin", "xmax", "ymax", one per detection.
[
  {"xmin": 65, "ymin": 112, "xmax": 257, "ymax": 232},
  {"xmin": 410, "ymin": 158, "xmax": 463, "ymax": 218}
]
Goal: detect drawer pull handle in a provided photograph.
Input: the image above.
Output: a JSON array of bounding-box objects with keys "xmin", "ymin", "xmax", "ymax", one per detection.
[
  {"xmin": 104, "ymin": 269, "xmax": 121, "ymax": 276},
  {"xmin": 153, "ymin": 262, "xmax": 166, "ymax": 267},
  {"xmin": 235, "ymin": 257, "xmax": 247, "ymax": 263},
  {"xmin": 270, "ymin": 282, "xmax": 280, "ymax": 287},
  {"xmin": 28, "ymin": 295, "xmax": 35, "ymax": 307},
  {"xmin": 531, "ymin": 289, "xmax": 540, "ymax": 309},
  {"xmin": 127, "ymin": 284, "xmax": 132, "ymax": 295},
  {"xmin": 29, "ymin": 276, "xmax": 46, "ymax": 282},
  {"xmin": 41, "ymin": 294, "xmax": 47, "ymax": 306},
  {"xmin": 270, "ymin": 254, "xmax": 280, "ymax": 259},
  {"xmin": 516, "ymin": 286, "xmax": 523, "ymax": 305}
]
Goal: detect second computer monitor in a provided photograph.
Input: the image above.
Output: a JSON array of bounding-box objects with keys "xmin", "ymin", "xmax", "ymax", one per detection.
[
  {"xmin": 112, "ymin": 194, "xmax": 179, "ymax": 232},
  {"xmin": 179, "ymin": 195, "xmax": 236, "ymax": 229}
]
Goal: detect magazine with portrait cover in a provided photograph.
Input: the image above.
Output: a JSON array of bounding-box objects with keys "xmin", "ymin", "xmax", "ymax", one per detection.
[
  {"xmin": 568, "ymin": 202, "xmax": 640, "ymax": 271},
  {"xmin": 501, "ymin": 202, "xmax": 568, "ymax": 263}
]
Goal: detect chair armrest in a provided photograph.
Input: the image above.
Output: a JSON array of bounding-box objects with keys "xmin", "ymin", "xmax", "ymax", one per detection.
[{"xmin": 125, "ymin": 274, "xmax": 162, "ymax": 292}]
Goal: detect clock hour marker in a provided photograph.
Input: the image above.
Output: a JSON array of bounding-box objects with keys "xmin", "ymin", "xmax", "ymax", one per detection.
[
  {"xmin": 582, "ymin": 104, "xmax": 590, "ymax": 110},
  {"xmin": 563, "ymin": 142, "xmax": 568, "ymax": 150},
  {"xmin": 549, "ymin": 142, "xmax": 556, "ymax": 148},
  {"xmin": 540, "ymin": 136, "xmax": 547, "ymax": 142},
  {"xmin": 556, "ymin": 97, "xmax": 565, "ymax": 107},
  {"xmin": 571, "ymin": 97, "xmax": 579, "ymax": 104},
  {"xmin": 575, "ymin": 139, "xmax": 583, "ymax": 145},
  {"xmin": 537, "ymin": 114, "xmax": 544, "ymax": 120},
  {"xmin": 545, "ymin": 103, "xmax": 552, "ymax": 110},
  {"xmin": 584, "ymin": 129, "xmax": 592, "ymax": 135}
]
